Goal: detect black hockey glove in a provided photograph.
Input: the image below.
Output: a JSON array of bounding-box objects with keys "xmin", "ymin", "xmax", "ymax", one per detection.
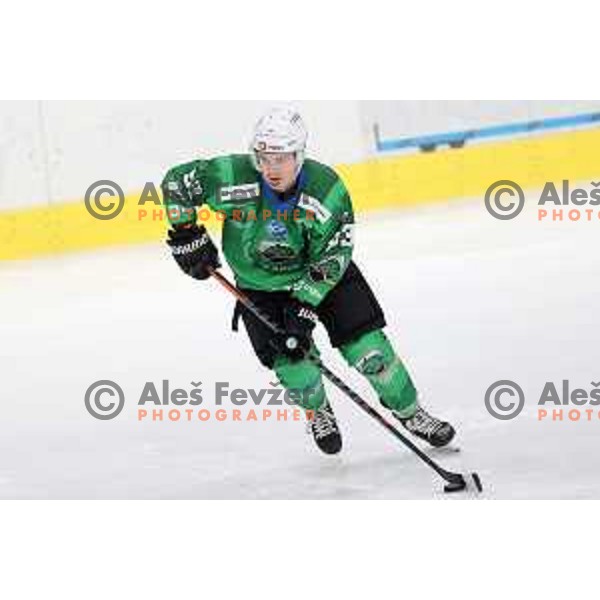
[
  {"xmin": 166, "ymin": 224, "xmax": 221, "ymax": 280},
  {"xmin": 270, "ymin": 301, "xmax": 318, "ymax": 361}
]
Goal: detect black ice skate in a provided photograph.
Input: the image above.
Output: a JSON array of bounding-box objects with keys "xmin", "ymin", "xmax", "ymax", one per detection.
[
  {"xmin": 307, "ymin": 400, "xmax": 342, "ymax": 455},
  {"xmin": 394, "ymin": 406, "xmax": 455, "ymax": 448}
]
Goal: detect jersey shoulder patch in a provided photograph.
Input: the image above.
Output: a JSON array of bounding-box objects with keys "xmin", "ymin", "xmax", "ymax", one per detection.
[{"xmin": 297, "ymin": 193, "xmax": 332, "ymax": 223}]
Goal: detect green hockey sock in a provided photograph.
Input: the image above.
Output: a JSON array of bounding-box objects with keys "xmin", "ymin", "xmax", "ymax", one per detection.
[
  {"xmin": 273, "ymin": 354, "xmax": 326, "ymax": 411},
  {"xmin": 340, "ymin": 329, "xmax": 417, "ymax": 417}
]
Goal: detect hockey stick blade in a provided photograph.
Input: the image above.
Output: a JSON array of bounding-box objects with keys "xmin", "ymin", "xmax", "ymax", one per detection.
[{"xmin": 443, "ymin": 472, "xmax": 483, "ymax": 494}]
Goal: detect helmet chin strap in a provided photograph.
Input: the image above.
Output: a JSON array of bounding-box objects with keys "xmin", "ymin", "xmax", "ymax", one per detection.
[{"xmin": 293, "ymin": 151, "xmax": 305, "ymax": 176}]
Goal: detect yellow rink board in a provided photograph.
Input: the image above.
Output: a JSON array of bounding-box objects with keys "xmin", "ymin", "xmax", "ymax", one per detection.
[{"xmin": 1, "ymin": 126, "xmax": 600, "ymax": 260}]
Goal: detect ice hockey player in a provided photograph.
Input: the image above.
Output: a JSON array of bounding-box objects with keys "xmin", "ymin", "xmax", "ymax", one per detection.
[{"xmin": 162, "ymin": 107, "xmax": 456, "ymax": 455}]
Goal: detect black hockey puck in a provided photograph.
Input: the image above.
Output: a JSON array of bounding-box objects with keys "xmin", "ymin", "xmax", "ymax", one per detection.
[{"xmin": 443, "ymin": 479, "xmax": 467, "ymax": 493}]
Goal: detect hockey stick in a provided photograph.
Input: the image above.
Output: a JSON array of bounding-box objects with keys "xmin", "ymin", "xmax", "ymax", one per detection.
[{"xmin": 208, "ymin": 267, "xmax": 482, "ymax": 494}]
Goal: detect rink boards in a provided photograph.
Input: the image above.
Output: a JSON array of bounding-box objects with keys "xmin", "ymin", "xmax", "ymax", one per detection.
[{"xmin": 1, "ymin": 125, "xmax": 600, "ymax": 260}]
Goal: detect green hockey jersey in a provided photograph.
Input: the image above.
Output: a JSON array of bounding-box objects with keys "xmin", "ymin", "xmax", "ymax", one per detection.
[{"xmin": 161, "ymin": 154, "xmax": 354, "ymax": 307}]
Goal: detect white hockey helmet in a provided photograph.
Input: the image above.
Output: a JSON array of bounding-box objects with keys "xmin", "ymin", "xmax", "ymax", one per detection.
[{"xmin": 250, "ymin": 107, "xmax": 308, "ymax": 175}]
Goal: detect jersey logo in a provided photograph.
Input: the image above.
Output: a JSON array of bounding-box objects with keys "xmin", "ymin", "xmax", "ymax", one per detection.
[
  {"xmin": 298, "ymin": 193, "xmax": 332, "ymax": 223},
  {"xmin": 181, "ymin": 169, "xmax": 203, "ymax": 198},
  {"xmin": 183, "ymin": 169, "xmax": 197, "ymax": 189},
  {"xmin": 218, "ymin": 183, "xmax": 260, "ymax": 204},
  {"xmin": 267, "ymin": 219, "xmax": 288, "ymax": 240},
  {"xmin": 309, "ymin": 256, "xmax": 345, "ymax": 284}
]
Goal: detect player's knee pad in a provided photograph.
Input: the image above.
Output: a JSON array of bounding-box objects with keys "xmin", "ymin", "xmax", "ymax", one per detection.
[
  {"xmin": 340, "ymin": 329, "xmax": 417, "ymax": 417},
  {"xmin": 273, "ymin": 356, "xmax": 325, "ymax": 411}
]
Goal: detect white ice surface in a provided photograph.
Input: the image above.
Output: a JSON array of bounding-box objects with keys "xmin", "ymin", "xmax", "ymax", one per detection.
[{"xmin": 1, "ymin": 193, "xmax": 599, "ymax": 499}]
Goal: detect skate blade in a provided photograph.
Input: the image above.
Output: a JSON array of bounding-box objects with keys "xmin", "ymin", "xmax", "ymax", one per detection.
[{"xmin": 427, "ymin": 444, "xmax": 461, "ymax": 456}]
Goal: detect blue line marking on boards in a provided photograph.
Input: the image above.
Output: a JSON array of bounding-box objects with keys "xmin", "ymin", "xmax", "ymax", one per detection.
[{"xmin": 376, "ymin": 112, "xmax": 600, "ymax": 152}]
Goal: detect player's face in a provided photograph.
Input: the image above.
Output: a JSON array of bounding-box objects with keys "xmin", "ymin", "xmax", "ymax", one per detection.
[{"xmin": 256, "ymin": 152, "xmax": 298, "ymax": 192}]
